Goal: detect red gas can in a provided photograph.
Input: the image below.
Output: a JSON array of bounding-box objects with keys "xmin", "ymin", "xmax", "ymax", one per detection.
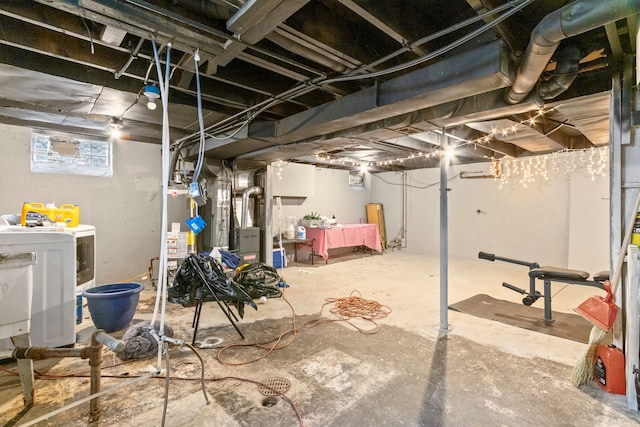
[{"xmin": 593, "ymin": 344, "xmax": 625, "ymax": 394}]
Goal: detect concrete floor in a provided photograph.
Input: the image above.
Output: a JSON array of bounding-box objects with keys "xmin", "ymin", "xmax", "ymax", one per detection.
[{"xmin": 1, "ymin": 250, "xmax": 640, "ymax": 426}]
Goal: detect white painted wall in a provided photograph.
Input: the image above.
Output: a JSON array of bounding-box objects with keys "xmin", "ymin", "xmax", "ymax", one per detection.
[
  {"xmin": 1, "ymin": 120, "xmax": 610, "ymax": 283},
  {"xmin": 272, "ymin": 167, "xmax": 372, "ymax": 236},
  {"xmin": 568, "ymin": 169, "xmax": 610, "ymax": 272},
  {"xmin": 372, "ymin": 158, "xmax": 610, "ymax": 269},
  {"xmin": 0, "ymin": 123, "xmax": 162, "ymax": 285}
]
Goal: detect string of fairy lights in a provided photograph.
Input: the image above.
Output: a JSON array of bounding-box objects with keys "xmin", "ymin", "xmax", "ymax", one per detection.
[
  {"xmin": 459, "ymin": 106, "xmax": 550, "ymax": 148},
  {"xmin": 312, "ymin": 107, "xmax": 555, "ymax": 169},
  {"xmin": 313, "ymin": 150, "xmax": 441, "ymax": 169},
  {"xmin": 490, "ymin": 145, "xmax": 608, "ymax": 189},
  {"xmin": 278, "ymin": 106, "xmax": 609, "ymax": 189}
]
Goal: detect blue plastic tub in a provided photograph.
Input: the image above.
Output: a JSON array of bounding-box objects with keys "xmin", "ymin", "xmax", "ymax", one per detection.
[{"xmin": 83, "ymin": 282, "xmax": 144, "ymax": 332}]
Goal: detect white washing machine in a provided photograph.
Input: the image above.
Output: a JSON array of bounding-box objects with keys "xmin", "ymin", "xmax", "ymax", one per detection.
[{"xmin": 0, "ymin": 226, "xmax": 77, "ymax": 349}]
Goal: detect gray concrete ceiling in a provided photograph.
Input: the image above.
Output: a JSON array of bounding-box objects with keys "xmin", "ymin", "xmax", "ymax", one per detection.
[{"xmin": 0, "ymin": 0, "xmax": 638, "ymax": 171}]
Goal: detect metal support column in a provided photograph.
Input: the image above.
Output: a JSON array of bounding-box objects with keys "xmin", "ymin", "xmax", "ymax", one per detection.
[
  {"xmin": 611, "ymin": 53, "xmax": 640, "ymax": 411},
  {"xmin": 439, "ymin": 131, "xmax": 450, "ymax": 334},
  {"xmin": 263, "ymin": 165, "xmax": 273, "ymax": 265}
]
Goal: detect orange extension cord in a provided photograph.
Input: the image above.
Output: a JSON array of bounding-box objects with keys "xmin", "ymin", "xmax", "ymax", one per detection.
[
  {"xmin": 0, "ymin": 290, "xmax": 390, "ymax": 427},
  {"xmin": 216, "ymin": 289, "xmax": 391, "ymax": 366}
]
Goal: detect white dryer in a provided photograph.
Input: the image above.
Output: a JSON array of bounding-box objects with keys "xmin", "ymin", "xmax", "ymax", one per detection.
[{"xmin": 0, "ymin": 227, "xmax": 76, "ymax": 348}]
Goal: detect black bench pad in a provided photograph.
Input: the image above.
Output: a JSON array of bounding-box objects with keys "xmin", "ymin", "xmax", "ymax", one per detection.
[
  {"xmin": 529, "ymin": 266, "xmax": 590, "ymax": 281},
  {"xmin": 593, "ymin": 271, "xmax": 610, "ymax": 282}
]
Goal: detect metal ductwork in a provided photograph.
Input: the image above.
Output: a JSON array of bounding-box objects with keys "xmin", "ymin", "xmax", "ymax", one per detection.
[
  {"xmin": 538, "ymin": 45, "xmax": 582, "ymax": 100},
  {"xmin": 240, "ymin": 186, "xmax": 263, "ymax": 228},
  {"xmin": 170, "ymin": 0, "xmax": 236, "ymax": 20},
  {"xmin": 506, "ymin": 0, "xmax": 640, "ymax": 104}
]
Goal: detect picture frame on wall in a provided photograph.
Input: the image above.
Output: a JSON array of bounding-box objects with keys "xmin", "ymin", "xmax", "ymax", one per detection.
[{"xmin": 349, "ymin": 170, "xmax": 364, "ymax": 187}]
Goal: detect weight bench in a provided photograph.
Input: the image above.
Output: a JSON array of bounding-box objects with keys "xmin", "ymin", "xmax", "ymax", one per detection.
[{"xmin": 479, "ymin": 251, "xmax": 608, "ymax": 323}]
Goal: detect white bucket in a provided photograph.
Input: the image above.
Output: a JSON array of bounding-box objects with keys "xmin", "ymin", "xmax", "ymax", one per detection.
[{"xmin": 297, "ymin": 225, "xmax": 306, "ymax": 240}]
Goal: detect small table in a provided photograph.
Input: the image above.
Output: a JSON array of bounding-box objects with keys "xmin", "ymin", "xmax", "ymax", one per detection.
[
  {"xmin": 275, "ymin": 238, "xmax": 315, "ymax": 263},
  {"xmin": 305, "ymin": 224, "xmax": 383, "ymax": 262}
]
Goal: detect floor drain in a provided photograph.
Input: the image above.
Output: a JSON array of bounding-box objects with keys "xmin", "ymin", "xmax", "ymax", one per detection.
[
  {"xmin": 258, "ymin": 377, "xmax": 291, "ymax": 396},
  {"xmin": 262, "ymin": 396, "xmax": 278, "ymax": 407}
]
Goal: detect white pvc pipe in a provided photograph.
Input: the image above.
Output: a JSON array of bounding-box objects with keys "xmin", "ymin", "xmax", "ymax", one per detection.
[{"xmin": 150, "ymin": 38, "xmax": 173, "ymax": 370}]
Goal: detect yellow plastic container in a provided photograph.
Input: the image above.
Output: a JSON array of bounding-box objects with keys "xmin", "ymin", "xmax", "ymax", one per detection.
[
  {"xmin": 632, "ymin": 213, "xmax": 640, "ymax": 247},
  {"xmin": 20, "ymin": 203, "xmax": 80, "ymax": 227}
]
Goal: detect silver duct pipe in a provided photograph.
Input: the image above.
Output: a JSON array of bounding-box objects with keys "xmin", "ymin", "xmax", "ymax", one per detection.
[
  {"xmin": 240, "ymin": 185, "xmax": 263, "ymax": 228},
  {"xmin": 538, "ymin": 45, "xmax": 582, "ymax": 100},
  {"xmin": 506, "ymin": 0, "xmax": 640, "ymax": 104}
]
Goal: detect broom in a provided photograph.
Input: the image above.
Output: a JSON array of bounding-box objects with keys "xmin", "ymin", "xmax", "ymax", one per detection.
[{"xmin": 571, "ymin": 188, "xmax": 640, "ymax": 387}]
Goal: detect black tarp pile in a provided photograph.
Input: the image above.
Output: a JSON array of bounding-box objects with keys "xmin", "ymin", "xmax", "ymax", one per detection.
[
  {"xmin": 168, "ymin": 254, "xmax": 257, "ymax": 318},
  {"xmin": 234, "ymin": 262, "xmax": 282, "ymax": 300}
]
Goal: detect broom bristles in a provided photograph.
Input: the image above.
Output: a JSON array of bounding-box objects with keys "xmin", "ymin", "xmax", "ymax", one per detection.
[{"xmin": 571, "ymin": 326, "xmax": 607, "ymax": 387}]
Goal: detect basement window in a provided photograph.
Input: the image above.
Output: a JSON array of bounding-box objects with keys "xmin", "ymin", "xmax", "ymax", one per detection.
[{"xmin": 30, "ymin": 131, "xmax": 113, "ymax": 177}]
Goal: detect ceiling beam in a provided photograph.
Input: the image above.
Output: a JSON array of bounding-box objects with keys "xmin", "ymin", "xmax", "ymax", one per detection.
[
  {"xmin": 605, "ymin": 22, "xmax": 624, "ymax": 61},
  {"xmin": 0, "ymin": 15, "xmax": 132, "ymax": 75},
  {"xmin": 337, "ymin": 0, "xmax": 427, "ymax": 57},
  {"xmin": 34, "ymin": 0, "xmax": 226, "ymax": 56},
  {"xmin": 465, "ymin": 0, "xmax": 526, "ymax": 56}
]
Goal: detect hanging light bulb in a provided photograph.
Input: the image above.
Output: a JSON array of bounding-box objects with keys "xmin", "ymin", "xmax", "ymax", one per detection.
[
  {"xmin": 143, "ymin": 84, "xmax": 160, "ymax": 110},
  {"xmin": 109, "ymin": 117, "xmax": 123, "ymax": 138}
]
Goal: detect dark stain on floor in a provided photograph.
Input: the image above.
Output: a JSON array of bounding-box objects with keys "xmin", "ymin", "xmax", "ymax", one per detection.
[{"xmin": 2, "ymin": 314, "xmax": 639, "ymax": 426}]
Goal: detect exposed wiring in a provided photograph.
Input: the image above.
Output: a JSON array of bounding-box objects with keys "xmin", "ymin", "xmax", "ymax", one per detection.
[
  {"xmin": 373, "ymin": 172, "xmax": 460, "ymax": 189},
  {"xmin": 81, "ymin": 17, "xmax": 95, "ymax": 55},
  {"xmin": 216, "ymin": 289, "xmax": 390, "ymax": 365},
  {"xmin": 0, "ymin": 353, "xmax": 299, "ymax": 426},
  {"xmin": 0, "ymin": 342, "xmax": 211, "ymax": 408},
  {"xmin": 183, "ymin": 342, "xmax": 211, "ymax": 405},
  {"xmin": 324, "ymin": 0, "xmax": 535, "ymax": 84},
  {"xmin": 118, "ymin": 86, "xmax": 145, "ymax": 120},
  {"xmin": 161, "ymin": 342, "xmax": 170, "ymax": 427},
  {"xmin": 13, "ymin": 372, "xmax": 158, "ymax": 427},
  {"xmin": 173, "ymin": 0, "xmax": 535, "ymax": 147},
  {"xmin": 211, "ymin": 376, "xmax": 304, "ymax": 426},
  {"xmin": 325, "ymin": 290, "xmax": 391, "ymax": 325},
  {"xmin": 205, "ymin": 118, "xmax": 251, "ymax": 140},
  {"xmin": 0, "ymin": 289, "xmax": 388, "ymax": 426}
]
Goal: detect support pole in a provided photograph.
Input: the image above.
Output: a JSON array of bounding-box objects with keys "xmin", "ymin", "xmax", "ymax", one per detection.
[
  {"xmin": 264, "ymin": 165, "xmax": 273, "ymax": 264},
  {"xmin": 439, "ymin": 131, "xmax": 450, "ymax": 334}
]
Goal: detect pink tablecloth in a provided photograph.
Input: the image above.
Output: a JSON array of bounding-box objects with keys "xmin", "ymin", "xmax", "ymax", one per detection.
[{"xmin": 305, "ymin": 224, "xmax": 382, "ymax": 260}]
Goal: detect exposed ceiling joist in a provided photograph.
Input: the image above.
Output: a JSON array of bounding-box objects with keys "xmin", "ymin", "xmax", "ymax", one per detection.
[{"xmin": 1, "ymin": 0, "xmax": 636, "ymax": 172}]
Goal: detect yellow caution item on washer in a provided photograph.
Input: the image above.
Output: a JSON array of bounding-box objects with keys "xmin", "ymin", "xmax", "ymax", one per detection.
[{"xmin": 20, "ymin": 202, "xmax": 80, "ymax": 227}]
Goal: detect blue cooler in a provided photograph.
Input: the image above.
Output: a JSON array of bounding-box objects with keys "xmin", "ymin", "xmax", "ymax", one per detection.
[{"xmin": 273, "ymin": 248, "xmax": 286, "ymax": 268}]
